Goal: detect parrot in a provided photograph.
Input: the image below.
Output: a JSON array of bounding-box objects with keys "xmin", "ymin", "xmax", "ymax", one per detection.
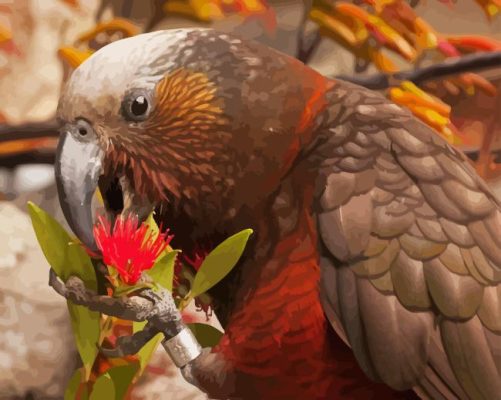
[{"xmin": 53, "ymin": 28, "xmax": 501, "ymax": 400}]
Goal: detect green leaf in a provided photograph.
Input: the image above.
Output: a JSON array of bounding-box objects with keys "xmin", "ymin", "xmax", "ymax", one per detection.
[
  {"xmin": 191, "ymin": 229, "xmax": 253, "ymax": 297},
  {"xmin": 68, "ymin": 304, "xmax": 101, "ymax": 378},
  {"xmin": 27, "ymin": 202, "xmax": 96, "ymax": 287},
  {"xmin": 147, "ymin": 250, "xmax": 179, "ymax": 292},
  {"xmin": 106, "ymin": 364, "xmax": 139, "ymax": 399},
  {"xmin": 80, "ymin": 386, "xmax": 89, "ymax": 400},
  {"xmin": 113, "ymin": 282, "xmax": 153, "ymax": 297},
  {"xmin": 133, "ymin": 320, "xmax": 163, "ymax": 374},
  {"xmin": 132, "ymin": 241, "xmax": 174, "ymax": 372},
  {"xmin": 64, "ymin": 368, "xmax": 86, "ymax": 400},
  {"xmin": 107, "ymin": 265, "xmax": 119, "ymax": 279},
  {"xmin": 144, "ymin": 210, "xmax": 176, "ymax": 253},
  {"xmin": 144, "ymin": 212, "xmax": 159, "ymax": 236},
  {"xmin": 130, "ymin": 218, "xmax": 173, "ymax": 372},
  {"xmin": 187, "ymin": 323, "xmax": 224, "ymax": 348},
  {"xmin": 27, "ymin": 202, "xmax": 100, "ymax": 379},
  {"xmin": 90, "ymin": 364, "xmax": 139, "ymax": 400},
  {"xmin": 89, "ymin": 372, "xmax": 115, "ymax": 400}
]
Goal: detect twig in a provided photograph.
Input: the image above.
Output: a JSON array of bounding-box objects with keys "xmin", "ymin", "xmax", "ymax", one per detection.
[
  {"xmin": 0, "ymin": 151, "xmax": 55, "ymax": 168},
  {"xmin": 0, "ymin": 120, "xmax": 59, "ymax": 167},
  {"xmin": 49, "ymin": 268, "xmax": 185, "ymax": 356},
  {"xmin": 0, "ymin": 119, "xmax": 60, "ymax": 142},
  {"xmin": 101, "ymin": 323, "xmax": 158, "ymax": 358},
  {"xmin": 121, "ymin": 0, "xmax": 134, "ymax": 18},
  {"xmin": 296, "ymin": 0, "xmax": 321, "ymax": 64},
  {"xmin": 144, "ymin": 0, "xmax": 166, "ymax": 33},
  {"xmin": 95, "ymin": 0, "xmax": 111, "ymax": 22},
  {"xmin": 335, "ymin": 51, "xmax": 501, "ymax": 90},
  {"xmin": 49, "ymin": 268, "xmax": 155, "ymax": 321},
  {"xmin": 476, "ymin": 93, "xmax": 501, "ymax": 178}
]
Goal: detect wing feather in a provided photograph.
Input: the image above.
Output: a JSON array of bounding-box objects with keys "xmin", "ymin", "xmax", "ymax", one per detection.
[
  {"xmin": 440, "ymin": 317, "xmax": 501, "ymax": 399},
  {"xmin": 335, "ymin": 264, "xmax": 380, "ymax": 381},
  {"xmin": 317, "ymin": 81, "xmax": 501, "ymax": 399},
  {"xmin": 356, "ymin": 278, "xmax": 433, "ymax": 390}
]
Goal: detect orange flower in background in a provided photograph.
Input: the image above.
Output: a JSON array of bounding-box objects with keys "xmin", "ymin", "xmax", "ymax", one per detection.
[
  {"xmin": 164, "ymin": 0, "xmax": 276, "ymax": 31},
  {"xmin": 389, "ymin": 80, "xmax": 460, "ymax": 143},
  {"xmin": 93, "ymin": 214, "xmax": 173, "ymax": 285},
  {"xmin": 0, "ymin": 22, "xmax": 21, "ymax": 57}
]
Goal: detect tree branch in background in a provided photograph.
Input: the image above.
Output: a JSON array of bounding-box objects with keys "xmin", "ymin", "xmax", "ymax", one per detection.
[
  {"xmin": 476, "ymin": 93, "xmax": 501, "ymax": 179},
  {"xmin": 0, "ymin": 151, "xmax": 55, "ymax": 167},
  {"xmin": 144, "ymin": 0, "xmax": 166, "ymax": 33},
  {"xmin": 0, "ymin": 120, "xmax": 59, "ymax": 167},
  {"xmin": 296, "ymin": 0, "xmax": 322, "ymax": 64},
  {"xmin": 95, "ymin": 0, "xmax": 111, "ymax": 22},
  {"xmin": 121, "ymin": 0, "xmax": 134, "ymax": 19},
  {"xmin": 335, "ymin": 51, "xmax": 501, "ymax": 90},
  {"xmin": 0, "ymin": 52, "xmax": 500, "ymax": 167},
  {"xmin": 0, "ymin": 119, "xmax": 59, "ymax": 142}
]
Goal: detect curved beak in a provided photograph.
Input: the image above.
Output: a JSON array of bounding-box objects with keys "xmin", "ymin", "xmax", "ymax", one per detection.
[{"xmin": 55, "ymin": 129, "xmax": 103, "ymax": 252}]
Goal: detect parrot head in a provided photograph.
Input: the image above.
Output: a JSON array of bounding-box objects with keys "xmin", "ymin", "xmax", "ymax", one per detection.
[{"xmin": 55, "ymin": 28, "xmax": 329, "ymax": 252}]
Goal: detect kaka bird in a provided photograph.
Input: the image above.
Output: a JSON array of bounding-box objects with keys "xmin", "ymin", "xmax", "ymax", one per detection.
[{"xmin": 54, "ymin": 28, "xmax": 501, "ymax": 400}]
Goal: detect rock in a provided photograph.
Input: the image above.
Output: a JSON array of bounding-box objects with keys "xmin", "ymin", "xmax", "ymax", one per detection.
[
  {"xmin": 0, "ymin": 0, "xmax": 100, "ymax": 124},
  {"xmin": 0, "ymin": 202, "xmax": 77, "ymax": 399},
  {"xmin": 131, "ymin": 347, "xmax": 207, "ymax": 400}
]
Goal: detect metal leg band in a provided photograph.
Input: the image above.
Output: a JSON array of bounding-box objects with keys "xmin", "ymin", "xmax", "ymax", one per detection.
[{"xmin": 162, "ymin": 327, "xmax": 202, "ymax": 368}]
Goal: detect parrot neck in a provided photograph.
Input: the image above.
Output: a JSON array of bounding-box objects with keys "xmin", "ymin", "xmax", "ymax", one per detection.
[
  {"xmin": 208, "ymin": 166, "xmax": 416, "ymax": 399},
  {"xmin": 206, "ymin": 167, "xmax": 334, "ymax": 397},
  {"xmin": 214, "ymin": 208, "xmax": 336, "ymax": 398}
]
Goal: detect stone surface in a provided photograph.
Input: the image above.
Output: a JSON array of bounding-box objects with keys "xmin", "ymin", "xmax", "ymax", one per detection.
[
  {"xmin": 132, "ymin": 346, "xmax": 207, "ymax": 400},
  {"xmin": 0, "ymin": 201, "xmax": 77, "ymax": 400},
  {"xmin": 0, "ymin": 0, "xmax": 100, "ymax": 124}
]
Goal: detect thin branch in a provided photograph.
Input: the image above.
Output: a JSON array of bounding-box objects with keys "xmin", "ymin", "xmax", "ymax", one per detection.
[
  {"xmin": 298, "ymin": 30, "xmax": 321, "ymax": 64},
  {"xmin": 335, "ymin": 51, "xmax": 501, "ymax": 90},
  {"xmin": 296, "ymin": 0, "xmax": 321, "ymax": 64},
  {"xmin": 50, "ymin": 268, "xmax": 183, "ymax": 333},
  {"xmin": 0, "ymin": 151, "xmax": 55, "ymax": 168},
  {"xmin": 0, "ymin": 119, "xmax": 60, "ymax": 142},
  {"xmin": 144, "ymin": 0, "xmax": 166, "ymax": 33},
  {"xmin": 101, "ymin": 322, "xmax": 158, "ymax": 358},
  {"xmin": 121, "ymin": 0, "xmax": 134, "ymax": 18},
  {"xmin": 95, "ymin": 0, "xmax": 111, "ymax": 23},
  {"xmin": 49, "ymin": 268, "xmax": 155, "ymax": 321},
  {"xmin": 0, "ymin": 120, "xmax": 59, "ymax": 167},
  {"xmin": 476, "ymin": 93, "xmax": 501, "ymax": 178},
  {"xmin": 49, "ymin": 268, "xmax": 185, "ymax": 352}
]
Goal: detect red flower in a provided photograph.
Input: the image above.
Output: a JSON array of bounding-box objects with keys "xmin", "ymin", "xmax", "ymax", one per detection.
[
  {"xmin": 182, "ymin": 251, "xmax": 206, "ymax": 271},
  {"xmin": 93, "ymin": 214, "xmax": 173, "ymax": 285},
  {"xmin": 177, "ymin": 250, "xmax": 213, "ymax": 319}
]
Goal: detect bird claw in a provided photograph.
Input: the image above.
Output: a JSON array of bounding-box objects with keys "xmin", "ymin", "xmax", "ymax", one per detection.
[
  {"xmin": 48, "ymin": 268, "xmax": 184, "ymax": 356},
  {"xmin": 48, "ymin": 268, "xmax": 155, "ymax": 321},
  {"xmin": 101, "ymin": 322, "xmax": 159, "ymax": 358}
]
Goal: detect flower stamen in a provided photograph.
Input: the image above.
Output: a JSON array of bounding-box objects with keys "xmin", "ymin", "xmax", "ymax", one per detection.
[{"xmin": 93, "ymin": 214, "xmax": 173, "ymax": 285}]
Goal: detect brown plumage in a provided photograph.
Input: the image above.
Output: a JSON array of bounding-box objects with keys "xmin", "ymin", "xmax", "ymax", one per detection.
[
  {"xmin": 317, "ymin": 81, "xmax": 501, "ymax": 399},
  {"xmin": 55, "ymin": 28, "xmax": 501, "ymax": 399}
]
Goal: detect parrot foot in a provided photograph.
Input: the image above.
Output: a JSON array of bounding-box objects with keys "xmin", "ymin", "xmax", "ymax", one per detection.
[{"xmin": 48, "ymin": 268, "xmax": 198, "ymax": 361}]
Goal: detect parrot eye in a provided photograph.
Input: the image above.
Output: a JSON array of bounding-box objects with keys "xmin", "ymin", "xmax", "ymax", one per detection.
[
  {"xmin": 122, "ymin": 91, "xmax": 151, "ymax": 122},
  {"xmin": 131, "ymin": 96, "xmax": 148, "ymax": 116},
  {"xmin": 66, "ymin": 118, "xmax": 95, "ymax": 142}
]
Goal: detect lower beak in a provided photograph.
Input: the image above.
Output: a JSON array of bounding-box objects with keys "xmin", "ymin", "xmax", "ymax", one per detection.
[{"xmin": 55, "ymin": 131, "xmax": 103, "ymax": 252}]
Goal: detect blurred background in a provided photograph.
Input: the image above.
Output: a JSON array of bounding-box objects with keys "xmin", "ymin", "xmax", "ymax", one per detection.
[{"xmin": 0, "ymin": 0, "xmax": 500, "ymax": 399}]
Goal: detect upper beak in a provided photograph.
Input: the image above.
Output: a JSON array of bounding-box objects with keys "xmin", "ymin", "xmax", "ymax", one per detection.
[{"xmin": 55, "ymin": 124, "xmax": 103, "ymax": 252}]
